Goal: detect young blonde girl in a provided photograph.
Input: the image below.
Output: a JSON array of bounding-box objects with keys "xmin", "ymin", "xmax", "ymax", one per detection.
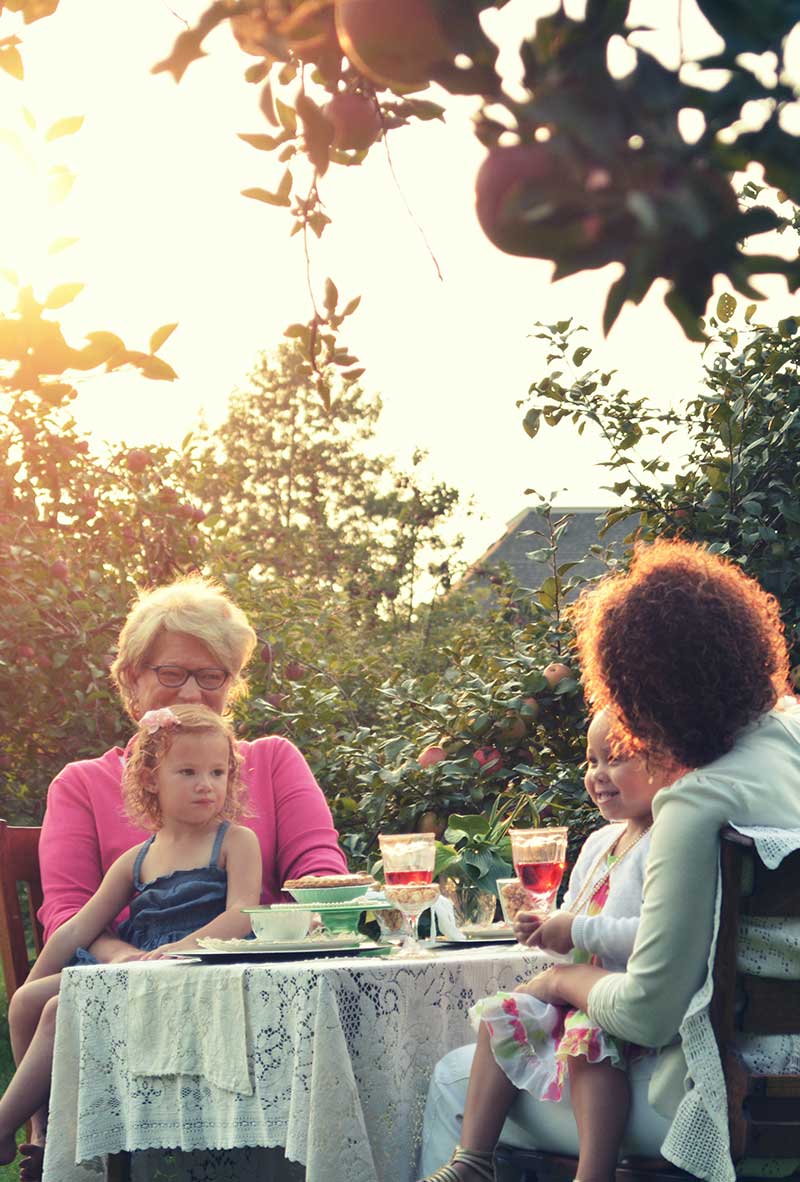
[
  {"xmin": 1, "ymin": 704, "xmax": 262, "ymax": 1179},
  {"xmin": 419, "ymin": 709, "xmax": 682, "ymax": 1182}
]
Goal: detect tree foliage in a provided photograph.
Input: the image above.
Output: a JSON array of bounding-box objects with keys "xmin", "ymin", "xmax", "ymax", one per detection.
[
  {"xmin": 146, "ymin": 0, "xmax": 800, "ymax": 354},
  {"xmin": 186, "ymin": 341, "xmax": 462, "ymax": 618}
]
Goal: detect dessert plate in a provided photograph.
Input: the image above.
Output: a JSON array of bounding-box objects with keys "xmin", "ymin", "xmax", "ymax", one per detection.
[{"xmin": 171, "ymin": 937, "xmax": 384, "ymax": 960}]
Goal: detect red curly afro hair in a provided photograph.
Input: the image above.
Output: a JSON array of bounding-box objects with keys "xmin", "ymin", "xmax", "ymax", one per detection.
[{"xmin": 570, "ymin": 539, "xmax": 790, "ymax": 768}]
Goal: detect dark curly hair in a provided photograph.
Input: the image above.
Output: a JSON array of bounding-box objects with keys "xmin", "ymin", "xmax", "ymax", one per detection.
[{"xmin": 570, "ymin": 539, "xmax": 790, "ymax": 768}]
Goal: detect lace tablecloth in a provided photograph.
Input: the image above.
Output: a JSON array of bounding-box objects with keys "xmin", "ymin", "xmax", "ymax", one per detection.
[{"xmin": 44, "ymin": 943, "xmax": 549, "ymax": 1182}]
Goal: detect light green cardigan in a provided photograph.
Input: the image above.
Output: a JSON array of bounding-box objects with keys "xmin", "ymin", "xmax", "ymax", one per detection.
[{"xmin": 588, "ymin": 702, "xmax": 800, "ymax": 1102}]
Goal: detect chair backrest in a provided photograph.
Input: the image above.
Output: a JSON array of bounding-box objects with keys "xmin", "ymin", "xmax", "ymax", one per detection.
[
  {"xmin": 711, "ymin": 827, "xmax": 800, "ymax": 1161},
  {"xmin": 0, "ymin": 819, "xmax": 44, "ymax": 999}
]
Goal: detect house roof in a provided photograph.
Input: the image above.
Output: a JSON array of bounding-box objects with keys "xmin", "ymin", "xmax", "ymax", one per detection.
[{"xmin": 458, "ymin": 506, "xmax": 638, "ymax": 591}]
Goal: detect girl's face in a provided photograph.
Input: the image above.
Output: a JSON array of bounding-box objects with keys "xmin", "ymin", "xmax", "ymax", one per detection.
[
  {"xmin": 584, "ymin": 712, "xmax": 673, "ymax": 826},
  {"xmin": 153, "ymin": 731, "xmax": 230, "ymax": 826}
]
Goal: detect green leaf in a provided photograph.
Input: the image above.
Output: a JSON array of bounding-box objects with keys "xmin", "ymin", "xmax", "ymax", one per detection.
[
  {"xmin": 47, "ymin": 236, "xmax": 79, "ymax": 255},
  {"xmin": 324, "ymin": 277, "xmax": 338, "ymax": 314},
  {"xmin": 572, "ymin": 345, "xmax": 591, "ymax": 367},
  {"xmin": 275, "ymin": 99, "xmax": 297, "ymax": 134},
  {"xmin": 445, "ymin": 814, "xmax": 490, "ymax": 843},
  {"xmin": 241, "ymin": 187, "xmax": 291, "ymax": 207},
  {"xmin": 523, "ymin": 408, "xmax": 541, "ymax": 438},
  {"xmin": 342, "ymin": 295, "xmax": 361, "ymax": 317},
  {"xmin": 44, "ymin": 115, "xmax": 85, "ymax": 142},
  {"xmin": 237, "ymin": 132, "xmax": 282, "ymax": 151},
  {"xmin": 0, "ymin": 46, "xmax": 23, "ymax": 81},
  {"xmin": 44, "ymin": 282, "xmax": 84, "ymax": 309},
  {"xmin": 716, "ymin": 293, "xmax": 737, "ymax": 323},
  {"xmin": 149, "ymin": 322, "xmax": 178, "ymax": 353}
]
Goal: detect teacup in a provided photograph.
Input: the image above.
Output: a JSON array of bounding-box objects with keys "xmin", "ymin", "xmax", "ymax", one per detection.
[{"xmin": 242, "ymin": 907, "xmax": 313, "ymax": 942}]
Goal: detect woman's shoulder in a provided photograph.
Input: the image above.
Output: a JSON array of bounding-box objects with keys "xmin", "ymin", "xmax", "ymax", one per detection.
[
  {"xmin": 50, "ymin": 745, "xmax": 125, "ymax": 793},
  {"xmin": 236, "ymin": 734, "xmax": 317, "ymax": 786}
]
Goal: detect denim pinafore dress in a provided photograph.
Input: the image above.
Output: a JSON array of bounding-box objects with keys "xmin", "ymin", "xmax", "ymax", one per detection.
[{"xmin": 117, "ymin": 820, "xmax": 230, "ymax": 952}]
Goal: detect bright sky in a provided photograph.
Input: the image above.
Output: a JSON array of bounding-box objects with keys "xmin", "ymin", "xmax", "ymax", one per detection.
[{"xmin": 0, "ymin": 0, "xmax": 798, "ymax": 562}]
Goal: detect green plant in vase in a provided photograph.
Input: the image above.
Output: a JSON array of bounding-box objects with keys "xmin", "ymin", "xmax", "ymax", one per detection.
[{"xmin": 435, "ymin": 793, "xmax": 540, "ymax": 927}]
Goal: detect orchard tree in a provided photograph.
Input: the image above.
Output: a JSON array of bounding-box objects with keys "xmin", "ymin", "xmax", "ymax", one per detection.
[
  {"xmin": 521, "ymin": 275, "xmax": 800, "ymax": 669},
  {"xmin": 184, "ymin": 341, "xmax": 462, "ymax": 618},
  {"xmin": 146, "ymin": 0, "xmax": 800, "ymax": 355}
]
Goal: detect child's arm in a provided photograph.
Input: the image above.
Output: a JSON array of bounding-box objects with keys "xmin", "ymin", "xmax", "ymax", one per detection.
[
  {"xmin": 142, "ymin": 826, "xmax": 263, "ymax": 957},
  {"xmin": 526, "ymin": 911, "xmax": 640, "ymax": 961},
  {"xmin": 26, "ymin": 848, "xmax": 139, "ymax": 982}
]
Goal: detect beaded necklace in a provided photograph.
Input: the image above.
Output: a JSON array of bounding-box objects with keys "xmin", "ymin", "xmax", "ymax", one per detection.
[{"xmin": 565, "ymin": 824, "xmax": 652, "ymax": 917}]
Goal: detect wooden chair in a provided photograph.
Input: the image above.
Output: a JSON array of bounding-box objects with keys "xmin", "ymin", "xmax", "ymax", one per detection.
[
  {"xmin": 494, "ymin": 827, "xmax": 800, "ymax": 1182},
  {"xmin": 0, "ymin": 819, "xmax": 44, "ymax": 1000}
]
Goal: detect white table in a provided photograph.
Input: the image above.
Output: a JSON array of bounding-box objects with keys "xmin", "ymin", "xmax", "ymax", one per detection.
[{"xmin": 44, "ymin": 943, "xmax": 551, "ymax": 1182}]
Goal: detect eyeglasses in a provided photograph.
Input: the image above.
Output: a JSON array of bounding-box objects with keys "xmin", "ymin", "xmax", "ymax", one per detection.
[{"xmin": 146, "ymin": 665, "xmax": 230, "ymax": 691}]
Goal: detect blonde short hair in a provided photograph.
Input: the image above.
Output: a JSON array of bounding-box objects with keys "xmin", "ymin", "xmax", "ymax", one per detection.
[
  {"xmin": 123, "ymin": 704, "xmax": 247, "ymax": 831},
  {"xmin": 111, "ymin": 576, "xmax": 257, "ymax": 718}
]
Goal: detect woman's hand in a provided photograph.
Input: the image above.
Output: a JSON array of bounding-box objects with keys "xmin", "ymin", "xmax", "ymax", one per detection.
[{"xmin": 526, "ymin": 912, "xmax": 575, "ymax": 955}]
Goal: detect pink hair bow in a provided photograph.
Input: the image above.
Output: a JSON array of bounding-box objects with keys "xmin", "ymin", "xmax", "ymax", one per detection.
[{"xmin": 140, "ymin": 708, "xmax": 180, "ymax": 734}]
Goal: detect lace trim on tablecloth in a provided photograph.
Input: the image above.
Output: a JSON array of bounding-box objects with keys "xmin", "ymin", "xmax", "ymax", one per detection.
[
  {"xmin": 659, "ymin": 826, "xmax": 800, "ymax": 1182},
  {"xmin": 45, "ymin": 948, "xmax": 547, "ymax": 1182}
]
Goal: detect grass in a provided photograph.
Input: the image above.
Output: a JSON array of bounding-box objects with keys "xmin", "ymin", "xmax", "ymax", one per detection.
[{"xmin": 0, "ymin": 978, "xmax": 25, "ymax": 1182}]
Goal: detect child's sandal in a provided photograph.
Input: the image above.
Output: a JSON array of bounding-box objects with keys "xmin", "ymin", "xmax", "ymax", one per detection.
[{"xmin": 418, "ymin": 1144, "xmax": 495, "ymax": 1182}]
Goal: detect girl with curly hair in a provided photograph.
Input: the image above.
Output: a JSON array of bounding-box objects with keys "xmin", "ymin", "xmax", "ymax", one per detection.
[
  {"xmin": 0, "ymin": 704, "xmax": 261, "ymax": 1175},
  {"xmin": 422, "ymin": 540, "xmax": 800, "ymax": 1182}
]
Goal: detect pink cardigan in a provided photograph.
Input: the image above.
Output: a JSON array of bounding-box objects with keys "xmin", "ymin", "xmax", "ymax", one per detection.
[{"xmin": 38, "ymin": 734, "xmax": 348, "ymax": 941}]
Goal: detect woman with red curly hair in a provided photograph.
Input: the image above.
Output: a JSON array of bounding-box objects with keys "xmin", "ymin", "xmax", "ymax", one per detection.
[{"xmin": 422, "ymin": 540, "xmax": 800, "ymax": 1182}]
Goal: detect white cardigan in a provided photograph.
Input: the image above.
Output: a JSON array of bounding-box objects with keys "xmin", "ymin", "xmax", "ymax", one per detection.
[{"xmin": 561, "ymin": 822, "xmax": 650, "ymax": 974}]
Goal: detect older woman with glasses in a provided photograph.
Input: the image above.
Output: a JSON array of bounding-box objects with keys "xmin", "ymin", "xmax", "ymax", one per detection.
[{"xmin": 37, "ymin": 575, "xmax": 347, "ymax": 960}]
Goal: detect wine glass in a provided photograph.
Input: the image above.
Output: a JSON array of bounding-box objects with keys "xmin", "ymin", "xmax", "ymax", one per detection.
[
  {"xmin": 509, "ymin": 827, "xmax": 569, "ymax": 920},
  {"xmin": 379, "ymin": 833, "xmax": 439, "ymax": 958}
]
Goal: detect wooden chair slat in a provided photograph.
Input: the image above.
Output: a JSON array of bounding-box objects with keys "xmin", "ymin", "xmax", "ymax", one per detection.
[
  {"xmin": 745, "ymin": 1121, "xmax": 800, "ymax": 1157},
  {"xmin": 747, "ymin": 1095, "xmax": 800, "ymax": 1121},
  {"xmin": 738, "ymin": 976, "xmax": 800, "ymax": 1034},
  {"xmin": 740, "ymin": 856, "xmax": 800, "ymax": 916},
  {"xmin": 0, "ymin": 819, "xmax": 44, "ymax": 999}
]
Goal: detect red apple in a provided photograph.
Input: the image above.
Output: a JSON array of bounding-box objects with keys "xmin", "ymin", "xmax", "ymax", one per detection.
[
  {"xmin": 16, "ymin": 645, "xmax": 35, "ymax": 662},
  {"xmin": 188, "ymin": 534, "xmax": 200, "ymax": 547},
  {"xmin": 178, "ymin": 503, "xmax": 195, "ymax": 519},
  {"xmin": 324, "ymin": 92, "xmax": 381, "ymax": 150},
  {"xmin": 417, "ymin": 744, "xmax": 446, "ymax": 768},
  {"xmin": 265, "ymin": 691, "xmax": 285, "ymax": 709},
  {"xmin": 334, "ymin": 0, "xmax": 451, "ymax": 89},
  {"xmin": 473, "ymin": 746, "xmax": 503, "ymax": 774},
  {"xmin": 191, "ymin": 506, "xmax": 206, "ymax": 523},
  {"xmin": 520, "ymin": 696, "xmax": 541, "ymax": 721},
  {"xmin": 125, "ymin": 449, "xmax": 151, "ymax": 473},
  {"xmin": 543, "ymin": 662, "xmax": 571, "ymax": 689},
  {"xmin": 50, "ymin": 559, "xmax": 69, "ymax": 581},
  {"xmin": 285, "ymin": 660, "xmax": 305, "ymax": 681},
  {"xmin": 261, "ymin": 642, "xmax": 274, "ymax": 666},
  {"xmin": 416, "ymin": 810, "xmax": 446, "ymax": 838},
  {"xmin": 476, "ymin": 144, "xmax": 601, "ymax": 259},
  {"xmin": 497, "ymin": 714, "xmax": 527, "ymax": 745}
]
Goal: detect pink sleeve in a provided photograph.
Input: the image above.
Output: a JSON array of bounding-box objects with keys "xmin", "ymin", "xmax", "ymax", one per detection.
[
  {"xmin": 38, "ymin": 765, "xmax": 104, "ymax": 941},
  {"xmin": 270, "ymin": 740, "xmax": 348, "ymax": 884}
]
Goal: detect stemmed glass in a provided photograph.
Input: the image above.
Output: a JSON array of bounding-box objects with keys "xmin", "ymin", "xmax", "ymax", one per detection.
[
  {"xmin": 509, "ymin": 827, "xmax": 569, "ymax": 919},
  {"xmin": 379, "ymin": 833, "xmax": 439, "ymax": 958}
]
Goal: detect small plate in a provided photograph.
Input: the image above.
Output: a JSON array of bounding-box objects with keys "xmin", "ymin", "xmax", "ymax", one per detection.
[
  {"xmin": 458, "ymin": 924, "xmax": 516, "ymax": 940},
  {"xmin": 435, "ymin": 932, "xmax": 518, "ymax": 947},
  {"xmin": 170, "ymin": 937, "xmax": 384, "ymax": 959}
]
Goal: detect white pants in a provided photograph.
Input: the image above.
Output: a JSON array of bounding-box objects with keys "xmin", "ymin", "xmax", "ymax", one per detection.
[{"xmin": 419, "ymin": 1043, "xmax": 673, "ymax": 1176}]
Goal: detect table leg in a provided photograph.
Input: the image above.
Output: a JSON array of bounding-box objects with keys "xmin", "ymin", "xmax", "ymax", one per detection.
[{"xmin": 106, "ymin": 1151, "xmax": 131, "ymax": 1181}]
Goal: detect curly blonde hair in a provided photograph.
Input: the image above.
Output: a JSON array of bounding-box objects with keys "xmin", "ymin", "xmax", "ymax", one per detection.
[
  {"xmin": 123, "ymin": 704, "xmax": 247, "ymax": 831},
  {"xmin": 570, "ymin": 539, "xmax": 790, "ymax": 768}
]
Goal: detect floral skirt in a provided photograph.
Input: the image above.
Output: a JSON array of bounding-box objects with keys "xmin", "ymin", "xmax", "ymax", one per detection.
[{"xmin": 469, "ymin": 992, "xmax": 630, "ymax": 1103}]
